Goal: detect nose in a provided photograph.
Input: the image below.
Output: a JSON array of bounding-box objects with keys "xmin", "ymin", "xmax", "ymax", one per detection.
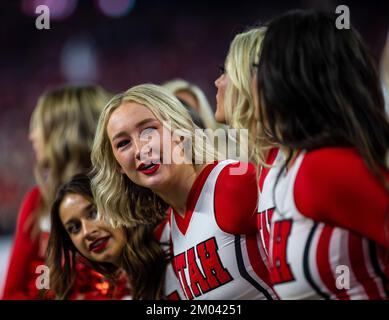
[
  {"xmin": 81, "ymin": 219, "xmax": 98, "ymax": 240},
  {"xmin": 134, "ymin": 136, "xmax": 152, "ymax": 162},
  {"xmin": 215, "ymin": 74, "xmax": 222, "ymax": 88}
]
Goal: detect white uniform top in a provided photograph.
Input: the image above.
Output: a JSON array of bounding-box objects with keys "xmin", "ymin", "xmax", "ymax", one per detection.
[
  {"xmin": 269, "ymin": 152, "xmax": 388, "ymax": 300},
  {"xmin": 258, "ymin": 149, "xmax": 284, "ymax": 261},
  {"xmin": 157, "ymin": 220, "xmax": 186, "ymax": 300},
  {"xmin": 170, "ymin": 160, "xmax": 277, "ymax": 300}
]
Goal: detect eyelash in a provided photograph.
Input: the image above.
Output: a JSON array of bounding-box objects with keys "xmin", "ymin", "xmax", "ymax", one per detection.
[
  {"xmin": 141, "ymin": 127, "xmax": 157, "ymax": 136},
  {"xmin": 67, "ymin": 223, "xmax": 80, "ymax": 234},
  {"xmin": 88, "ymin": 209, "xmax": 98, "ymax": 220},
  {"xmin": 117, "ymin": 139, "xmax": 131, "ymax": 149},
  {"xmin": 66, "ymin": 208, "xmax": 97, "ymax": 234},
  {"xmin": 116, "ymin": 127, "xmax": 157, "ymax": 149},
  {"xmin": 218, "ymin": 65, "xmax": 226, "ymax": 75}
]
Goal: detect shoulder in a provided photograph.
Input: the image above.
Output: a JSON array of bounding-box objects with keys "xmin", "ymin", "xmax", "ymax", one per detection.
[
  {"xmin": 294, "ymin": 147, "xmax": 389, "ymax": 219},
  {"xmin": 299, "ymin": 147, "xmax": 367, "ymax": 174},
  {"xmin": 214, "ymin": 161, "xmax": 258, "ymax": 234},
  {"xmin": 296, "ymin": 147, "xmax": 385, "ymax": 193},
  {"xmin": 216, "ymin": 161, "xmax": 258, "ymax": 192},
  {"xmin": 17, "ymin": 186, "xmax": 41, "ymax": 224}
]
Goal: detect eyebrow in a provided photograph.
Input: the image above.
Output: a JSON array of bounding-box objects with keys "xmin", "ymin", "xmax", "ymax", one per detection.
[
  {"xmin": 111, "ymin": 118, "xmax": 158, "ymax": 141},
  {"xmin": 63, "ymin": 202, "xmax": 95, "ymax": 226}
]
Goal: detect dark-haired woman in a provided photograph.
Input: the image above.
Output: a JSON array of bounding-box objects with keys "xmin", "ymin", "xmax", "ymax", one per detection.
[
  {"xmin": 253, "ymin": 10, "xmax": 389, "ymax": 299},
  {"xmin": 47, "ymin": 173, "xmax": 185, "ymax": 300}
]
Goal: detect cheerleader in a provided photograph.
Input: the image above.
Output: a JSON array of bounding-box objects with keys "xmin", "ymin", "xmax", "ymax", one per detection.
[
  {"xmin": 215, "ymin": 27, "xmax": 282, "ymax": 260},
  {"xmin": 254, "ymin": 10, "xmax": 389, "ymax": 299},
  {"xmin": 91, "ymin": 84, "xmax": 277, "ymax": 300},
  {"xmin": 48, "ymin": 173, "xmax": 184, "ymax": 299}
]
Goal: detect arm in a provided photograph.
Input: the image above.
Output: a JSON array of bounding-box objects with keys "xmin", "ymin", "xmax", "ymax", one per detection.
[
  {"xmin": 295, "ymin": 148, "xmax": 389, "ymax": 249},
  {"xmin": 214, "ymin": 162, "xmax": 259, "ymax": 235},
  {"xmin": 2, "ymin": 187, "xmax": 41, "ymax": 299}
]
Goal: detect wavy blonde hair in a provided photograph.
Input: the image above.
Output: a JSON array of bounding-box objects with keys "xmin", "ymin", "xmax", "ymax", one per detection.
[
  {"xmin": 91, "ymin": 83, "xmax": 216, "ymax": 228},
  {"xmin": 29, "ymin": 85, "xmax": 111, "ymax": 236},
  {"xmin": 224, "ymin": 27, "xmax": 272, "ymax": 166}
]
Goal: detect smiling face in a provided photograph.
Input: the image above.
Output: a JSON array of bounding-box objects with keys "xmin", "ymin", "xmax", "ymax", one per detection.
[
  {"xmin": 59, "ymin": 193, "xmax": 126, "ymax": 265},
  {"xmin": 107, "ymin": 101, "xmax": 185, "ymax": 192}
]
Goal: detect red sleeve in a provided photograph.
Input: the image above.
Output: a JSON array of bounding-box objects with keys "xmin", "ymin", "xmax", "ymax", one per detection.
[
  {"xmin": 294, "ymin": 148, "xmax": 389, "ymax": 249},
  {"xmin": 214, "ymin": 162, "xmax": 259, "ymax": 235},
  {"xmin": 2, "ymin": 187, "xmax": 41, "ymax": 300}
]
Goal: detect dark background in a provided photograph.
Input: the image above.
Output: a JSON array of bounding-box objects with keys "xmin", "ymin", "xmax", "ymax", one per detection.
[{"xmin": 0, "ymin": 0, "xmax": 388, "ymax": 234}]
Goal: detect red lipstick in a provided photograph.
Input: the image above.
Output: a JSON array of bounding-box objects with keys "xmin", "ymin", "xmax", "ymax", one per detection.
[
  {"xmin": 89, "ymin": 236, "xmax": 110, "ymax": 253},
  {"xmin": 137, "ymin": 163, "xmax": 160, "ymax": 175}
]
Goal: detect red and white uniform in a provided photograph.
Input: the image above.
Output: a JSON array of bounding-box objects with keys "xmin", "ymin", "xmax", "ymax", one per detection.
[
  {"xmin": 257, "ymin": 148, "xmax": 283, "ymax": 261},
  {"xmin": 155, "ymin": 219, "xmax": 186, "ymax": 300},
  {"xmin": 267, "ymin": 148, "xmax": 389, "ymax": 299},
  {"xmin": 170, "ymin": 160, "xmax": 277, "ymax": 300}
]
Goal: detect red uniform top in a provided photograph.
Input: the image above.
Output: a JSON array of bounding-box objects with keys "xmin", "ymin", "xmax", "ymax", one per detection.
[
  {"xmin": 267, "ymin": 148, "xmax": 389, "ymax": 299},
  {"xmin": 2, "ymin": 187, "xmax": 130, "ymax": 300}
]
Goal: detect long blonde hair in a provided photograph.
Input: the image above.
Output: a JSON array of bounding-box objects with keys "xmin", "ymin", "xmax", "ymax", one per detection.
[
  {"xmin": 224, "ymin": 27, "xmax": 272, "ymax": 166},
  {"xmin": 91, "ymin": 83, "xmax": 216, "ymax": 228},
  {"xmin": 29, "ymin": 85, "xmax": 111, "ymax": 236}
]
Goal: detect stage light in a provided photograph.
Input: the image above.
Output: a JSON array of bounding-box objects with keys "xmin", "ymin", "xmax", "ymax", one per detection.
[
  {"xmin": 21, "ymin": 0, "xmax": 78, "ymax": 20},
  {"xmin": 60, "ymin": 37, "xmax": 98, "ymax": 83},
  {"xmin": 97, "ymin": 0, "xmax": 136, "ymax": 18}
]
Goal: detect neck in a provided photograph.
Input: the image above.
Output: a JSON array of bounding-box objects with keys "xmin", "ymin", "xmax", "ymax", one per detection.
[{"xmin": 155, "ymin": 164, "xmax": 205, "ymax": 218}]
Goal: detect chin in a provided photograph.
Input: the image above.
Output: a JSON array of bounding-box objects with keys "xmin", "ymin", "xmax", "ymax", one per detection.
[
  {"xmin": 137, "ymin": 170, "xmax": 167, "ymax": 190},
  {"xmin": 215, "ymin": 112, "xmax": 226, "ymax": 124},
  {"xmin": 141, "ymin": 179, "xmax": 165, "ymax": 192}
]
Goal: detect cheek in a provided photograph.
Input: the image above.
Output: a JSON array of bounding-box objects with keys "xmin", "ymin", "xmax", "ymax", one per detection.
[
  {"xmin": 114, "ymin": 150, "xmax": 135, "ymax": 173},
  {"xmin": 70, "ymin": 236, "xmax": 89, "ymax": 257},
  {"xmin": 111, "ymin": 231, "xmax": 126, "ymax": 253}
]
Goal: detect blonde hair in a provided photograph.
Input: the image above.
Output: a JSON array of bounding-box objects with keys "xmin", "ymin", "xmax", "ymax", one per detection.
[
  {"xmin": 91, "ymin": 83, "xmax": 216, "ymax": 228},
  {"xmin": 162, "ymin": 79, "xmax": 220, "ymax": 130},
  {"xmin": 29, "ymin": 85, "xmax": 111, "ymax": 235},
  {"xmin": 224, "ymin": 27, "xmax": 272, "ymax": 166}
]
